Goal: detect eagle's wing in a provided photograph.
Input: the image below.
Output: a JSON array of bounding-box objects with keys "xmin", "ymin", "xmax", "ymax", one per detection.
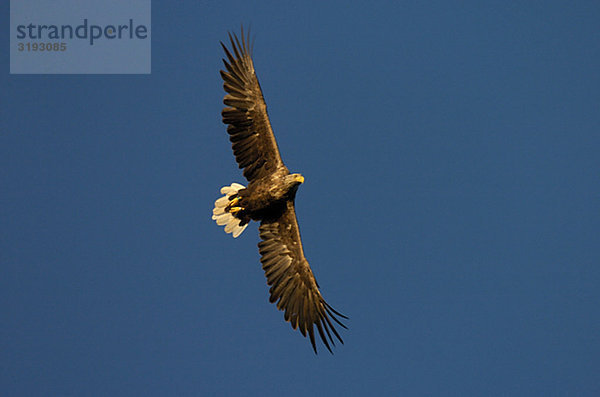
[
  {"xmin": 258, "ymin": 201, "xmax": 347, "ymax": 353},
  {"xmin": 220, "ymin": 30, "xmax": 284, "ymax": 182}
]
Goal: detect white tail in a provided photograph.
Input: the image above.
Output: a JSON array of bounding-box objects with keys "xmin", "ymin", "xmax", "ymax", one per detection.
[{"xmin": 212, "ymin": 183, "xmax": 248, "ymax": 238}]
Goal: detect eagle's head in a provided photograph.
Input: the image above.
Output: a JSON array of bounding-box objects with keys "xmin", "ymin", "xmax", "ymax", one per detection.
[
  {"xmin": 291, "ymin": 173, "xmax": 304, "ymax": 185},
  {"xmin": 283, "ymin": 173, "xmax": 304, "ymax": 198}
]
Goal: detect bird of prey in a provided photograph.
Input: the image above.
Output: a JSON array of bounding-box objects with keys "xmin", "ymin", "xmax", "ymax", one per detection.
[{"xmin": 212, "ymin": 29, "xmax": 347, "ymax": 353}]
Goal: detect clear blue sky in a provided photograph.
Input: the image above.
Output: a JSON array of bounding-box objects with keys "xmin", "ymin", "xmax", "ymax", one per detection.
[{"xmin": 2, "ymin": 1, "xmax": 599, "ymax": 395}]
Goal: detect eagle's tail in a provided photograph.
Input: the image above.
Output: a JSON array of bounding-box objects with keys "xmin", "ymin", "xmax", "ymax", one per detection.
[{"xmin": 212, "ymin": 183, "xmax": 249, "ymax": 238}]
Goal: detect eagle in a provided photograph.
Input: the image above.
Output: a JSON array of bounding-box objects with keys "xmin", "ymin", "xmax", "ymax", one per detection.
[{"xmin": 212, "ymin": 29, "xmax": 347, "ymax": 353}]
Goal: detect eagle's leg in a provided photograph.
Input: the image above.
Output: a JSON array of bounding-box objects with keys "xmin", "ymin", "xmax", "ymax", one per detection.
[{"xmin": 226, "ymin": 196, "xmax": 245, "ymax": 214}]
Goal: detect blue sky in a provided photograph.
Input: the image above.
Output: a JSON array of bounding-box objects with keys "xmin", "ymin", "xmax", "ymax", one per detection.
[{"xmin": 2, "ymin": 1, "xmax": 599, "ymax": 395}]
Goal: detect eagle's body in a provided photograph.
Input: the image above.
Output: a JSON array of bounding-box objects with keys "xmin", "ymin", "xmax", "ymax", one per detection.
[
  {"xmin": 212, "ymin": 29, "xmax": 346, "ymax": 353},
  {"xmin": 233, "ymin": 169, "xmax": 303, "ymax": 224}
]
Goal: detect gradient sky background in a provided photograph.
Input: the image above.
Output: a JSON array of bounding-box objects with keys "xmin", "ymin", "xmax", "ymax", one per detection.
[{"xmin": 2, "ymin": 1, "xmax": 599, "ymax": 396}]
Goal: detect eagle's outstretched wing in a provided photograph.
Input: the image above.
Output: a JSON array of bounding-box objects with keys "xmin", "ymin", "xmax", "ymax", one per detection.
[
  {"xmin": 258, "ymin": 201, "xmax": 348, "ymax": 353},
  {"xmin": 220, "ymin": 29, "xmax": 285, "ymax": 182}
]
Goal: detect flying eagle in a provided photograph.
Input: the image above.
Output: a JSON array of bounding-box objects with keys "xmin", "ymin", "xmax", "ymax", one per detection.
[{"xmin": 212, "ymin": 29, "xmax": 347, "ymax": 353}]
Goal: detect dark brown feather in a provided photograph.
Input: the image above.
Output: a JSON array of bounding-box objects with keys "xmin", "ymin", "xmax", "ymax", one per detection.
[
  {"xmin": 258, "ymin": 201, "xmax": 347, "ymax": 354},
  {"xmin": 220, "ymin": 30, "xmax": 284, "ymax": 182}
]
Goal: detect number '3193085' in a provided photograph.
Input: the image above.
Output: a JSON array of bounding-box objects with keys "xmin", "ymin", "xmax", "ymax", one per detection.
[{"xmin": 18, "ymin": 42, "xmax": 67, "ymax": 51}]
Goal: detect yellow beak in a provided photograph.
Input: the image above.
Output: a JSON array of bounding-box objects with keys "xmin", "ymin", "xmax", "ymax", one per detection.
[{"xmin": 294, "ymin": 174, "xmax": 305, "ymax": 184}]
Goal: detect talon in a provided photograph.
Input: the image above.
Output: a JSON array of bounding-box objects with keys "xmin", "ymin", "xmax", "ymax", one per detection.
[
  {"xmin": 229, "ymin": 196, "xmax": 240, "ymax": 206},
  {"xmin": 229, "ymin": 206, "xmax": 244, "ymax": 214}
]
